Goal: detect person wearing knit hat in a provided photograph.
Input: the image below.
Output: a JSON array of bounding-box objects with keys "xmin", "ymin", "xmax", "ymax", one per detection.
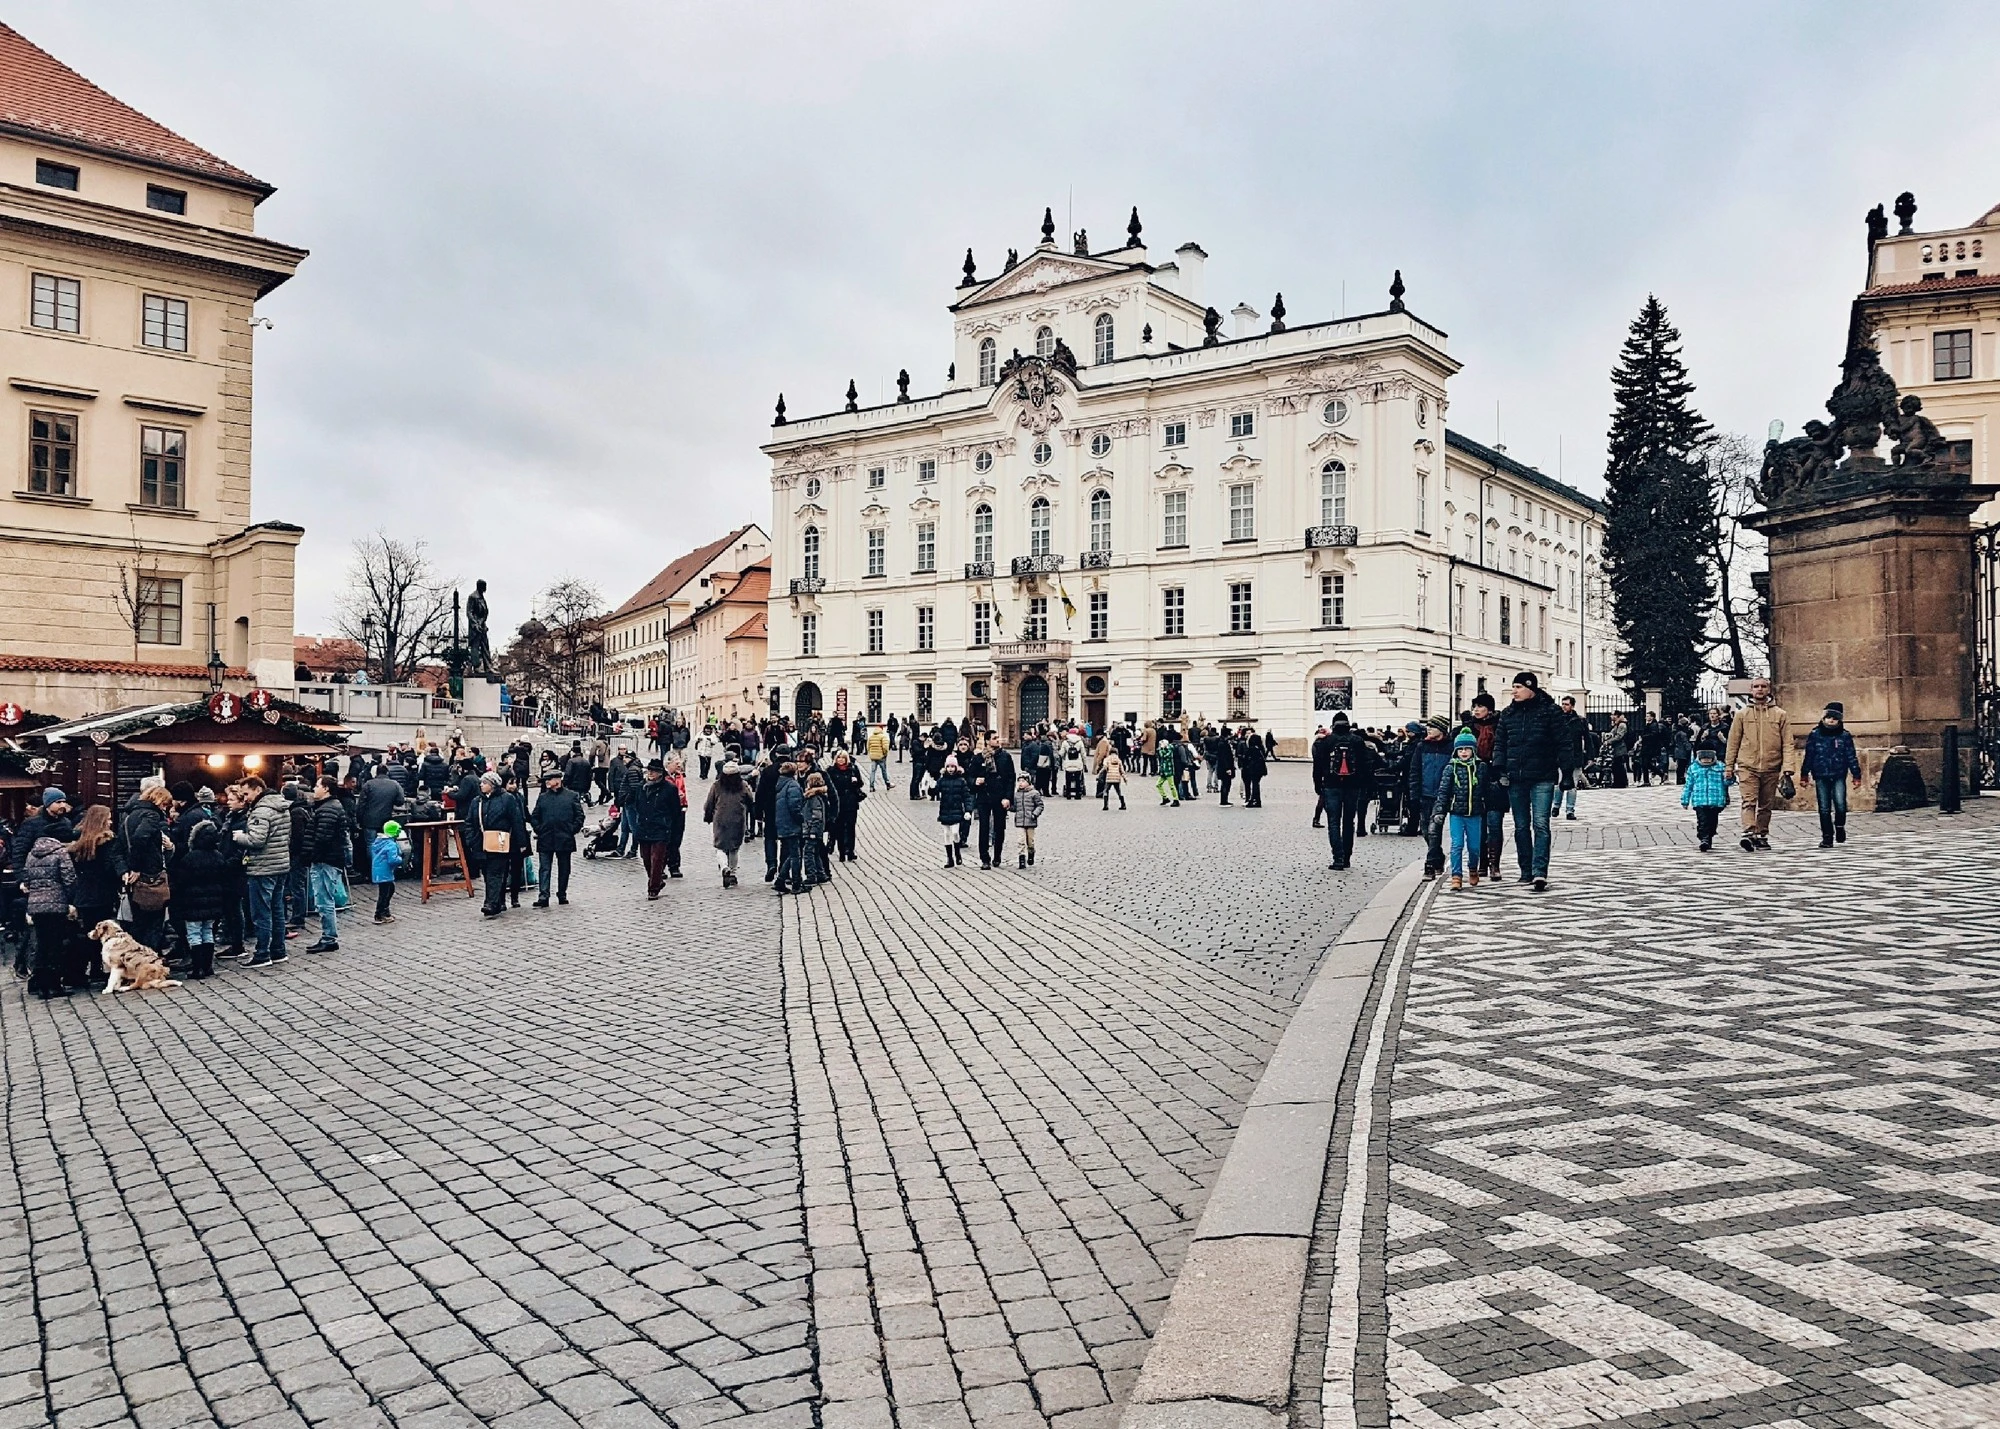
[
  {"xmin": 1406, "ymin": 717, "xmax": 1453, "ymax": 877},
  {"xmin": 1800, "ymin": 699, "xmax": 1864, "ymax": 848},
  {"xmin": 1311, "ymin": 708, "xmax": 1377, "ymax": 871},
  {"xmin": 1436, "ymin": 729, "xmax": 1492, "ymax": 890},
  {"xmin": 1492, "ymin": 668, "xmax": 1577, "ymax": 892}
]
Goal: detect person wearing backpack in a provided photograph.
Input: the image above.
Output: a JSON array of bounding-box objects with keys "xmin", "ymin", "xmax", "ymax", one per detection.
[{"xmin": 1312, "ymin": 712, "xmax": 1376, "ymax": 871}]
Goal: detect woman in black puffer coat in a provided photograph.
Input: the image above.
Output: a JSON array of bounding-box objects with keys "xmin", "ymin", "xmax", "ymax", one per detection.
[{"xmin": 173, "ymin": 821, "xmax": 232, "ymax": 979}]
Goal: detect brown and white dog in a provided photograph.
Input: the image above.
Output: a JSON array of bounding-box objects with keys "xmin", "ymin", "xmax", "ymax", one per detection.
[{"xmin": 89, "ymin": 920, "xmax": 181, "ymax": 994}]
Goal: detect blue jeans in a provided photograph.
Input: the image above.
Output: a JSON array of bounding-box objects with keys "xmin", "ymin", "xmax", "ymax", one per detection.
[
  {"xmin": 286, "ymin": 866, "xmax": 310, "ymax": 927},
  {"xmin": 246, "ymin": 873, "xmax": 285, "ymax": 959},
  {"xmin": 1508, "ymin": 780, "xmax": 1557, "ymax": 880},
  {"xmin": 1483, "ymin": 806, "xmax": 1506, "ymax": 872},
  {"xmin": 1563, "ymin": 783, "xmax": 1578, "ymax": 816},
  {"xmin": 1448, "ymin": 813, "xmax": 1483, "ymax": 877},
  {"xmin": 617, "ymin": 808, "xmax": 637, "ymax": 857},
  {"xmin": 1813, "ymin": 775, "xmax": 1848, "ymax": 835},
  {"xmin": 778, "ymin": 836, "xmax": 802, "ymax": 889},
  {"xmin": 869, "ymin": 758, "xmax": 891, "ymax": 789},
  {"xmin": 1321, "ymin": 786, "xmax": 1361, "ymax": 865},
  {"xmin": 309, "ymin": 863, "xmax": 345, "ymax": 940}
]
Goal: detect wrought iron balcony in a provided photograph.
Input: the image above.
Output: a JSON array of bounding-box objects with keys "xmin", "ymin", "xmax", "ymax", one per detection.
[
  {"xmin": 1079, "ymin": 549, "xmax": 1112, "ymax": 570},
  {"xmin": 1011, "ymin": 554, "xmax": 1065, "ymax": 576},
  {"xmin": 788, "ymin": 576, "xmax": 826, "ymax": 595},
  {"xmin": 964, "ymin": 560, "xmax": 995, "ymax": 580},
  {"xmin": 1305, "ymin": 525, "xmax": 1359, "ymax": 550}
]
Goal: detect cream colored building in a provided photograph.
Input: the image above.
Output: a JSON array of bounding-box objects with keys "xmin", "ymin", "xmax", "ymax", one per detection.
[
  {"xmin": 603, "ymin": 523, "xmax": 769, "ymax": 709},
  {"xmin": 666, "ymin": 560, "xmax": 770, "ymax": 726},
  {"xmin": 760, "ymin": 214, "xmax": 1615, "ymax": 746},
  {"xmin": 1857, "ymin": 195, "xmax": 2000, "ymax": 522},
  {"xmin": 0, "ymin": 23, "xmax": 307, "ymax": 717}
]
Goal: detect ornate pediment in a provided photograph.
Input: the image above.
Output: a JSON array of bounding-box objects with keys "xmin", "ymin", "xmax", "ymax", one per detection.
[
  {"xmin": 1219, "ymin": 453, "xmax": 1262, "ymax": 479},
  {"xmin": 1019, "ymin": 472, "xmax": 1061, "ymax": 495},
  {"xmin": 996, "ymin": 349, "xmax": 1078, "ymax": 437},
  {"xmin": 1155, "ymin": 461, "xmax": 1193, "ymax": 482},
  {"xmin": 1080, "ymin": 466, "xmax": 1114, "ymax": 485},
  {"xmin": 1307, "ymin": 430, "xmax": 1360, "ymax": 455},
  {"xmin": 1280, "ymin": 357, "xmax": 1383, "ymax": 396},
  {"xmin": 965, "ymin": 481, "xmax": 996, "ymax": 501},
  {"xmin": 909, "ymin": 496, "xmax": 940, "ymax": 515},
  {"xmin": 794, "ymin": 501, "xmax": 828, "ymax": 520},
  {"xmin": 775, "ymin": 444, "xmax": 844, "ymax": 476},
  {"xmin": 959, "ymin": 251, "xmax": 1128, "ymax": 306},
  {"xmin": 860, "ymin": 501, "xmax": 889, "ymax": 522}
]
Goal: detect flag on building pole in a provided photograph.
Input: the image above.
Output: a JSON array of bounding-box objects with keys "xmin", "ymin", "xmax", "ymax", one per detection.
[{"xmin": 1058, "ymin": 580, "xmax": 1077, "ymax": 624}]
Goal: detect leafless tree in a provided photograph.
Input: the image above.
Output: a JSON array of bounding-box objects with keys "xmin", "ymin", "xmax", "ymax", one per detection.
[
  {"xmin": 111, "ymin": 521, "xmax": 167, "ymax": 660},
  {"xmin": 335, "ymin": 532, "xmax": 456, "ymax": 685},
  {"xmin": 498, "ymin": 579, "xmax": 606, "ymax": 716},
  {"xmin": 1699, "ymin": 433, "xmax": 1769, "ymax": 680}
]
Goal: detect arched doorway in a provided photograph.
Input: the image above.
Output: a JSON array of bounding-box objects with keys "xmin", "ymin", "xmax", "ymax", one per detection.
[
  {"xmin": 794, "ymin": 681, "xmax": 822, "ymax": 728},
  {"xmin": 1019, "ymin": 675, "xmax": 1049, "ymax": 731}
]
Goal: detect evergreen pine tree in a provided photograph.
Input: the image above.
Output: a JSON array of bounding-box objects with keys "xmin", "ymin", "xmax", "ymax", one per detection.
[{"xmin": 1602, "ymin": 296, "xmax": 1715, "ymax": 711}]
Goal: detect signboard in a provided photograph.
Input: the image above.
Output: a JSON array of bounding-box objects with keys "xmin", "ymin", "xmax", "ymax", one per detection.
[
  {"xmin": 835, "ymin": 687, "xmax": 848, "ymax": 720},
  {"xmin": 244, "ymin": 688, "xmax": 274, "ymax": 713},
  {"xmin": 208, "ymin": 691, "xmax": 242, "ymax": 724},
  {"xmin": 0, "ymin": 701, "xmax": 23, "ymax": 727},
  {"xmin": 1312, "ymin": 677, "xmax": 1353, "ymax": 712}
]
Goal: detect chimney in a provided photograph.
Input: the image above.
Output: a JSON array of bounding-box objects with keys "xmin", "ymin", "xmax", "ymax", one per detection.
[
  {"xmin": 1175, "ymin": 243, "xmax": 1207, "ymax": 303},
  {"xmin": 1230, "ymin": 302, "xmax": 1260, "ymax": 339}
]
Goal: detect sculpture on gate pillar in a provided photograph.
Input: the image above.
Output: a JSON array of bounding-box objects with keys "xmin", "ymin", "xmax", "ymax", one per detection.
[{"xmin": 1757, "ymin": 344, "xmax": 1966, "ymax": 508}]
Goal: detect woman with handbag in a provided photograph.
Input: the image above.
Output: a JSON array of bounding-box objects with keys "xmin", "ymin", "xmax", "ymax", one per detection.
[
  {"xmin": 469, "ymin": 771, "xmax": 526, "ymax": 918},
  {"xmin": 123, "ymin": 785, "xmax": 175, "ymax": 955},
  {"xmin": 67, "ymin": 806, "xmax": 127, "ymax": 988}
]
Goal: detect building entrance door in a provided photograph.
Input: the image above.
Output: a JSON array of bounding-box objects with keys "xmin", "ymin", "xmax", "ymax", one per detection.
[
  {"xmin": 794, "ymin": 681, "xmax": 822, "ymax": 728},
  {"xmin": 1084, "ymin": 698, "xmax": 1106, "ymax": 732},
  {"xmin": 1019, "ymin": 675, "xmax": 1049, "ymax": 732}
]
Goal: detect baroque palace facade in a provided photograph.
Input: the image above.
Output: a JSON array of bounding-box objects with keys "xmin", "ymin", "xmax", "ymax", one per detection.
[{"xmin": 760, "ymin": 212, "xmax": 1617, "ymax": 749}]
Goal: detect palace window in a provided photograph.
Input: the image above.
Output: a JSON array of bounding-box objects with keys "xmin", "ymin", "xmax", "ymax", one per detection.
[
  {"xmin": 973, "ymin": 601, "xmax": 993, "ymax": 647},
  {"xmin": 1499, "ymin": 595, "xmax": 1512, "ymax": 646},
  {"xmin": 1035, "ymin": 325, "xmax": 1055, "ymax": 359},
  {"xmin": 1479, "ymin": 589, "xmax": 1489, "ymax": 640},
  {"xmin": 867, "ymin": 608, "xmax": 884, "ymax": 654},
  {"xmin": 136, "ymin": 576, "xmax": 182, "ymax": 645},
  {"xmin": 973, "ymin": 504, "xmax": 994, "ymax": 563},
  {"xmin": 29, "ymin": 410, "xmax": 77, "ymax": 495},
  {"xmin": 1163, "ymin": 420, "xmax": 1186, "ymax": 448},
  {"xmin": 1229, "ymin": 411, "xmax": 1255, "ymax": 439},
  {"xmin": 1089, "ymin": 488, "xmax": 1112, "ymax": 552},
  {"xmin": 1090, "ymin": 432, "xmax": 1112, "ymax": 458},
  {"xmin": 867, "ymin": 465, "xmax": 885, "ymax": 489},
  {"xmin": 866, "ymin": 684, "xmax": 883, "ymax": 723},
  {"xmin": 916, "ymin": 605, "xmax": 934, "ymax": 651},
  {"xmin": 35, "ymin": 159, "xmax": 78, "ymax": 190},
  {"xmin": 140, "ymin": 425, "xmax": 186, "ymax": 508},
  {"xmin": 1227, "ymin": 483, "xmax": 1256, "ymax": 541},
  {"xmin": 143, "ymin": 294, "xmax": 189, "ymax": 352},
  {"xmin": 1228, "ymin": 581, "xmax": 1253, "ymax": 633},
  {"xmin": 918, "ymin": 457, "xmax": 937, "ymax": 483},
  {"xmin": 1415, "ymin": 470, "xmax": 1428, "ymax": 531},
  {"xmin": 1935, "ymin": 329, "xmax": 1973, "ymax": 381},
  {"xmin": 915, "ymin": 521, "xmax": 936, "ymax": 572},
  {"xmin": 1026, "ymin": 596, "xmax": 1048, "ymax": 640},
  {"xmin": 1321, "ymin": 460, "xmax": 1348, "ymax": 525},
  {"xmin": 146, "ymin": 184, "xmax": 186, "ymax": 215},
  {"xmin": 1161, "ymin": 673, "xmax": 1183, "ymax": 719},
  {"xmin": 802, "ymin": 525, "xmax": 821, "ymax": 580},
  {"xmin": 866, "ymin": 527, "xmax": 885, "ymax": 577},
  {"xmin": 800, "ymin": 613, "xmax": 818, "ymax": 657},
  {"xmin": 1320, "ymin": 573, "xmax": 1346, "ymax": 627},
  {"xmin": 916, "ymin": 682, "xmax": 933, "ymax": 722},
  {"xmin": 1088, "ymin": 591, "xmax": 1108, "ymax": 640},
  {"xmin": 1030, "ymin": 496, "xmax": 1052, "ymax": 556},
  {"xmin": 978, "ymin": 337, "xmax": 997, "ymax": 385},
  {"xmin": 1162, "ymin": 586, "xmax": 1185, "ymax": 637},
  {"xmin": 1418, "ymin": 570, "xmax": 1432, "ymax": 628},
  {"xmin": 1161, "ymin": 490, "xmax": 1187, "ymax": 547},
  {"xmin": 31, "ymin": 273, "xmax": 81, "ymax": 333},
  {"xmin": 1094, "ymin": 312, "xmax": 1114, "ymax": 365},
  {"xmin": 1419, "ymin": 668, "xmax": 1432, "ymax": 717}
]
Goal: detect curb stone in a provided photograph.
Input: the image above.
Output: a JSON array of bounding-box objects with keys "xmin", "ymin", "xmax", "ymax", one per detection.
[{"xmin": 1120, "ymin": 855, "xmax": 1431, "ymax": 1426}]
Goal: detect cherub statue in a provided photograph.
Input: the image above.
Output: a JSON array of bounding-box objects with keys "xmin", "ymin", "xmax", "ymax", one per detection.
[{"xmin": 1890, "ymin": 394, "xmax": 1942, "ymax": 469}]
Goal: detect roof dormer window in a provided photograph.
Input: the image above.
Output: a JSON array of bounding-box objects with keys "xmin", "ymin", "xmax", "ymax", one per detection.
[
  {"xmin": 146, "ymin": 185, "xmax": 187, "ymax": 216},
  {"xmin": 35, "ymin": 159, "xmax": 79, "ymax": 191}
]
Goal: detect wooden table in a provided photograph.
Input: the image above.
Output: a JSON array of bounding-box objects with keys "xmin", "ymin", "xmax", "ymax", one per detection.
[{"xmin": 405, "ymin": 819, "xmax": 475, "ymax": 902}]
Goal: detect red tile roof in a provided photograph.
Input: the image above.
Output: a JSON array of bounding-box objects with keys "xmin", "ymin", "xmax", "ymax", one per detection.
[
  {"xmin": 728, "ymin": 611, "xmax": 768, "ymax": 641},
  {"xmin": 0, "ymin": 653, "xmax": 251, "ymax": 678},
  {"xmin": 0, "ymin": 23, "xmax": 269, "ymax": 193},
  {"xmin": 610, "ymin": 524, "xmax": 763, "ymax": 620},
  {"xmin": 1863, "ymin": 271, "xmax": 2000, "ymax": 297}
]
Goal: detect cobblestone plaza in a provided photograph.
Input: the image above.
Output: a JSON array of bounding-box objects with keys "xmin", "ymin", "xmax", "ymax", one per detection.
[{"xmin": 3, "ymin": 764, "xmax": 1997, "ymax": 1429}]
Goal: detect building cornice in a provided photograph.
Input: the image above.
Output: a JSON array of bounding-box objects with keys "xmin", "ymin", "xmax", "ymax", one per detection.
[{"xmin": 0, "ymin": 182, "xmax": 306, "ymax": 296}]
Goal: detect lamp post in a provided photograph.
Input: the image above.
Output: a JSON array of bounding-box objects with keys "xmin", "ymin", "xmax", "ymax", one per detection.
[
  {"xmin": 361, "ymin": 614, "xmax": 377, "ymax": 685},
  {"xmin": 206, "ymin": 648, "xmax": 227, "ymax": 693}
]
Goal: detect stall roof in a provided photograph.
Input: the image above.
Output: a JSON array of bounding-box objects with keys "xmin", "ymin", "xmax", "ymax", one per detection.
[{"xmin": 24, "ymin": 700, "xmax": 345, "ymax": 750}]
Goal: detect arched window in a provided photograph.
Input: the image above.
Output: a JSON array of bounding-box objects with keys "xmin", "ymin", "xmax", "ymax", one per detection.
[
  {"xmin": 1089, "ymin": 488, "xmax": 1112, "ymax": 553},
  {"xmin": 1093, "ymin": 313, "xmax": 1114, "ymax": 365},
  {"xmin": 973, "ymin": 504, "xmax": 994, "ymax": 563},
  {"xmin": 1035, "ymin": 325, "xmax": 1055, "ymax": 359},
  {"xmin": 1030, "ymin": 496, "xmax": 1052, "ymax": 557},
  {"xmin": 1320, "ymin": 460, "xmax": 1348, "ymax": 526},
  {"xmin": 978, "ymin": 337, "xmax": 997, "ymax": 386},
  {"xmin": 802, "ymin": 525, "xmax": 821, "ymax": 581}
]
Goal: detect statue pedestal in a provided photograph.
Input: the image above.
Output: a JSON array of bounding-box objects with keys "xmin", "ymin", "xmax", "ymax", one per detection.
[
  {"xmin": 461, "ymin": 676, "xmax": 503, "ymax": 720},
  {"xmin": 1746, "ymin": 471, "xmax": 1996, "ymax": 806}
]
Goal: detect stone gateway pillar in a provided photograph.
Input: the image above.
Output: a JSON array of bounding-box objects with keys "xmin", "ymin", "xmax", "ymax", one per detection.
[{"xmin": 1747, "ymin": 345, "xmax": 1996, "ymax": 806}]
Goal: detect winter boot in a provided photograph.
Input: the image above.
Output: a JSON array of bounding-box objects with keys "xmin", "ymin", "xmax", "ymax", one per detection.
[
  {"xmin": 1450, "ymin": 875, "xmax": 1463, "ymax": 891},
  {"xmin": 1468, "ymin": 871, "xmax": 1480, "ymax": 888},
  {"xmin": 191, "ymin": 944, "xmax": 214, "ymax": 980},
  {"xmin": 1027, "ymin": 847, "xmax": 1035, "ymax": 866},
  {"xmin": 1018, "ymin": 852, "xmax": 1026, "ymax": 870}
]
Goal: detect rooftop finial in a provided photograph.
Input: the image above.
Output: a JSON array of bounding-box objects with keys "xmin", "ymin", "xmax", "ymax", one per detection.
[
  {"xmin": 960, "ymin": 248, "xmax": 978, "ymax": 287},
  {"xmin": 1894, "ymin": 191, "xmax": 1918, "ymax": 234},
  {"xmin": 896, "ymin": 368, "xmax": 910, "ymax": 402},
  {"xmin": 1141, "ymin": 322, "xmax": 1153, "ymax": 346},
  {"xmin": 844, "ymin": 379, "xmax": 858, "ymax": 413},
  {"xmin": 1269, "ymin": 293, "xmax": 1287, "ymax": 333},
  {"xmin": 1389, "ymin": 269, "xmax": 1406, "ymax": 313},
  {"xmin": 1040, "ymin": 206, "xmax": 1056, "ymax": 245},
  {"xmin": 1005, "ymin": 247, "xmax": 1019, "ymax": 270},
  {"xmin": 1127, "ymin": 206, "xmax": 1143, "ymax": 246},
  {"xmin": 774, "ymin": 393, "xmax": 786, "ymax": 426},
  {"xmin": 1202, "ymin": 307, "xmax": 1221, "ymax": 346}
]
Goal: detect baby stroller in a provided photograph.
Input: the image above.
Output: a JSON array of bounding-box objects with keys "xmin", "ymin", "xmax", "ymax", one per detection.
[
  {"xmin": 580, "ymin": 804, "xmax": 622, "ymax": 859},
  {"xmin": 1371, "ymin": 763, "xmax": 1404, "ymax": 833}
]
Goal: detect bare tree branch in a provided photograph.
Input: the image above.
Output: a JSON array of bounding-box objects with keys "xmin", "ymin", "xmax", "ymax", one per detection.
[
  {"xmin": 498, "ymin": 579, "xmax": 606, "ymax": 717},
  {"xmin": 334, "ymin": 532, "xmax": 457, "ymax": 684},
  {"xmin": 1698, "ymin": 433, "xmax": 1769, "ymax": 680}
]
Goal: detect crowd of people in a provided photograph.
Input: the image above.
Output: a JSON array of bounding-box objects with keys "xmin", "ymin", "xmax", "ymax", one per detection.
[{"xmin": 2, "ymin": 681, "xmax": 1867, "ymax": 999}]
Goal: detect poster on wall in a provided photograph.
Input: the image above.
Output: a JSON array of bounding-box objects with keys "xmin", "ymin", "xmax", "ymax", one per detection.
[{"xmin": 1312, "ymin": 677, "xmax": 1353, "ymax": 712}]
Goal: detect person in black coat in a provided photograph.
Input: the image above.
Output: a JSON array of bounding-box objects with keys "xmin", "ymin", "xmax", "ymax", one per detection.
[
  {"xmin": 627, "ymin": 760, "xmax": 686, "ymax": 899},
  {"xmin": 1237, "ymin": 728, "xmax": 1268, "ymax": 807},
  {"xmin": 419, "ymin": 750, "xmax": 450, "ymax": 799},
  {"xmin": 970, "ymin": 735, "xmax": 1015, "ymax": 870},
  {"xmin": 528, "ymin": 772, "xmax": 586, "ymax": 906},
  {"xmin": 468, "ymin": 772, "xmax": 527, "ymax": 917},
  {"xmin": 1312, "ymin": 713, "xmax": 1377, "ymax": 871},
  {"xmin": 826, "ymin": 753, "xmax": 867, "ymax": 862},
  {"xmin": 358, "ymin": 769, "xmax": 405, "ymax": 835},
  {"xmin": 174, "ymin": 820, "xmax": 232, "ymax": 978},
  {"xmin": 934, "ymin": 758, "xmax": 972, "ymax": 866},
  {"xmin": 1491, "ymin": 672, "xmax": 1577, "ymax": 890},
  {"xmin": 1206, "ymin": 730, "xmax": 1238, "ymax": 805},
  {"xmin": 303, "ymin": 779, "xmax": 353, "ymax": 952},
  {"xmin": 122, "ymin": 787, "xmax": 174, "ymax": 953},
  {"xmin": 389, "ymin": 755, "xmax": 419, "ymax": 799},
  {"xmin": 754, "ymin": 758, "xmax": 784, "ymax": 879}
]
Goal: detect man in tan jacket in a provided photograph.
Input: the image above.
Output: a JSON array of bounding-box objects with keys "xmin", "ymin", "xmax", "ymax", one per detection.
[{"xmin": 1724, "ymin": 677, "xmax": 1790, "ymax": 851}]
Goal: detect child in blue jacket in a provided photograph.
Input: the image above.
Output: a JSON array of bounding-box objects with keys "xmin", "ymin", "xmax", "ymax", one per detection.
[
  {"xmin": 1681, "ymin": 739, "xmax": 1730, "ymax": 851},
  {"xmin": 371, "ymin": 820, "xmax": 403, "ymax": 925},
  {"xmin": 1434, "ymin": 731, "xmax": 1490, "ymax": 890},
  {"xmin": 1800, "ymin": 702, "xmax": 1863, "ymax": 848}
]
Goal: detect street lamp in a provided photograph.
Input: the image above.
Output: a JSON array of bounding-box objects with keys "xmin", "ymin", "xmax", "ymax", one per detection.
[
  {"xmin": 361, "ymin": 614, "xmax": 377, "ymax": 684},
  {"xmin": 206, "ymin": 648, "xmax": 227, "ymax": 693}
]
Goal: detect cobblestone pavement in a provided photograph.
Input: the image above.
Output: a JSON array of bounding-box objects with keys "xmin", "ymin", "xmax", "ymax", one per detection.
[
  {"xmin": 1, "ymin": 758, "xmax": 1399, "ymax": 1429},
  {"xmin": 1317, "ymin": 785, "xmax": 2000, "ymax": 1428}
]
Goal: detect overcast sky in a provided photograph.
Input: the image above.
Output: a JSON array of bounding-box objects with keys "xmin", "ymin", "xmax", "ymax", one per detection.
[{"xmin": 17, "ymin": 2, "xmax": 2000, "ymax": 635}]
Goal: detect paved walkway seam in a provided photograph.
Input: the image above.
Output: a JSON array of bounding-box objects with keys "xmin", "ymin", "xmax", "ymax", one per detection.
[{"xmin": 1120, "ymin": 857, "xmax": 1433, "ymax": 1429}]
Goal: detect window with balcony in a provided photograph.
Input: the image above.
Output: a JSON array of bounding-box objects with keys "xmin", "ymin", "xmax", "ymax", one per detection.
[
  {"xmin": 1088, "ymin": 488, "xmax": 1111, "ymax": 553},
  {"xmin": 1228, "ymin": 581, "xmax": 1253, "ymax": 633},
  {"xmin": 1094, "ymin": 312, "xmax": 1114, "ymax": 365},
  {"xmin": 1320, "ymin": 573, "xmax": 1346, "ymax": 627},
  {"xmin": 1088, "ymin": 591, "xmax": 1108, "ymax": 640},
  {"xmin": 802, "ymin": 525, "xmax": 821, "ymax": 581},
  {"xmin": 866, "ymin": 527, "xmax": 885, "ymax": 577},
  {"xmin": 1935, "ymin": 328, "xmax": 1973, "ymax": 381},
  {"xmin": 1162, "ymin": 586, "xmax": 1185, "ymax": 637},
  {"xmin": 978, "ymin": 337, "xmax": 997, "ymax": 385},
  {"xmin": 1029, "ymin": 496, "xmax": 1051, "ymax": 556},
  {"xmin": 1320, "ymin": 460, "xmax": 1348, "ymax": 525},
  {"xmin": 973, "ymin": 504, "xmax": 994, "ymax": 563},
  {"xmin": 915, "ymin": 521, "xmax": 936, "ymax": 572},
  {"xmin": 1227, "ymin": 483, "xmax": 1255, "ymax": 541},
  {"xmin": 1161, "ymin": 490, "xmax": 1187, "ymax": 547}
]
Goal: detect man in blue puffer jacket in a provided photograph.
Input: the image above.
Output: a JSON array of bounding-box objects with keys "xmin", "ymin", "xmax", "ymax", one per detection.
[{"xmin": 1406, "ymin": 717, "xmax": 1452, "ymax": 878}]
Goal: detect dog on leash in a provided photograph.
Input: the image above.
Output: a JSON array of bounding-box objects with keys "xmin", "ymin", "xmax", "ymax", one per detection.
[{"xmin": 89, "ymin": 920, "xmax": 181, "ymax": 994}]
